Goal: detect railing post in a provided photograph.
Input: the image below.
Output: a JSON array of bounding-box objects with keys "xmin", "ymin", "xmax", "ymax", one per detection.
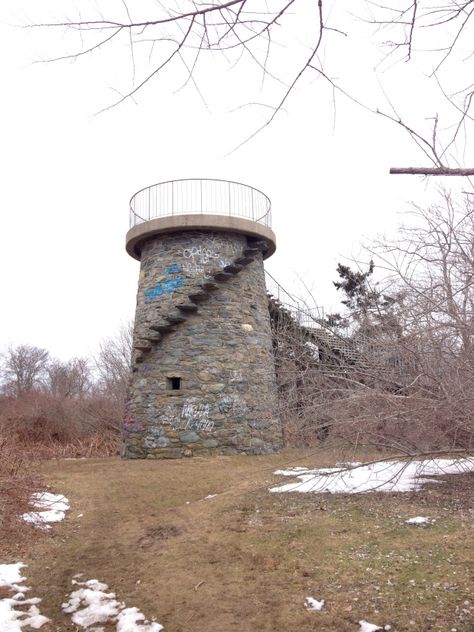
[{"xmin": 129, "ymin": 180, "xmax": 272, "ymax": 228}]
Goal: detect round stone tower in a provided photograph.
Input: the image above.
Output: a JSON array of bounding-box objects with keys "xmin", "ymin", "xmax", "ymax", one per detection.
[{"xmin": 122, "ymin": 178, "xmax": 282, "ymax": 459}]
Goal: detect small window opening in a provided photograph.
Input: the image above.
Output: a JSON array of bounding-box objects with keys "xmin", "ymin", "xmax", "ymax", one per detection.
[{"xmin": 167, "ymin": 377, "xmax": 181, "ymax": 390}]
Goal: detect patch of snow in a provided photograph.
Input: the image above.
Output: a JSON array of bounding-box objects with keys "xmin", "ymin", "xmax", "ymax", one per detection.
[
  {"xmin": 270, "ymin": 458, "xmax": 474, "ymax": 494},
  {"xmin": 22, "ymin": 492, "xmax": 70, "ymax": 529},
  {"xmin": 0, "ymin": 563, "xmax": 49, "ymax": 630},
  {"xmin": 359, "ymin": 620, "xmax": 382, "ymax": 632},
  {"xmin": 117, "ymin": 607, "xmax": 162, "ymax": 632},
  {"xmin": 405, "ymin": 516, "xmax": 433, "ymax": 525},
  {"xmin": 304, "ymin": 597, "xmax": 324, "ymax": 611},
  {"xmin": 204, "ymin": 495, "xmax": 217, "ymax": 499},
  {"xmin": 0, "ymin": 563, "xmax": 27, "ymax": 589},
  {"xmin": 62, "ymin": 578, "xmax": 163, "ymax": 631}
]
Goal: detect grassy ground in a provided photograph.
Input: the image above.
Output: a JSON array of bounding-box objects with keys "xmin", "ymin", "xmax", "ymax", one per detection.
[{"xmin": 3, "ymin": 450, "xmax": 474, "ymax": 631}]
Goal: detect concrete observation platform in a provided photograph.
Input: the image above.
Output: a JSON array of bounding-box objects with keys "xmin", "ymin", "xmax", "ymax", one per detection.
[{"xmin": 126, "ymin": 178, "xmax": 277, "ymax": 260}]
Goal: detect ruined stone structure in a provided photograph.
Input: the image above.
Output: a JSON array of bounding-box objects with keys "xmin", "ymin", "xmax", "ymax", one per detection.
[{"xmin": 123, "ymin": 179, "xmax": 282, "ymax": 458}]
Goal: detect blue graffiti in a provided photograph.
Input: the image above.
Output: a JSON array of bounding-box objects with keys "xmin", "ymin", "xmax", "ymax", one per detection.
[
  {"xmin": 145, "ymin": 263, "xmax": 184, "ymax": 302},
  {"xmin": 164, "ymin": 263, "xmax": 180, "ymax": 274}
]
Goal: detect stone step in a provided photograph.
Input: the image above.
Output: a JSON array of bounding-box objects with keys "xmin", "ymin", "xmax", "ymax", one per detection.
[
  {"xmin": 134, "ymin": 341, "xmax": 152, "ymax": 352},
  {"xmin": 177, "ymin": 303, "xmax": 198, "ymax": 313},
  {"xmin": 143, "ymin": 333, "xmax": 162, "ymax": 343},
  {"xmin": 200, "ymin": 280, "xmax": 219, "ymax": 291},
  {"xmin": 150, "ymin": 322, "xmax": 175, "ymax": 334},
  {"xmin": 251, "ymin": 240, "xmax": 268, "ymax": 252},
  {"xmin": 188, "ymin": 291, "xmax": 209, "ymax": 303},
  {"xmin": 165, "ymin": 313, "xmax": 187, "ymax": 325},
  {"xmin": 213, "ymin": 271, "xmax": 233, "ymax": 282},
  {"xmin": 234, "ymin": 256, "xmax": 254, "ymax": 266},
  {"xmin": 223, "ymin": 263, "xmax": 243, "ymax": 274},
  {"xmin": 243, "ymin": 247, "xmax": 261, "ymax": 257}
]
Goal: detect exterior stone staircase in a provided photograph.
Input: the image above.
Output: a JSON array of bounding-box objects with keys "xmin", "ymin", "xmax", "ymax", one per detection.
[
  {"xmin": 266, "ymin": 294, "xmax": 361, "ymax": 365},
  {"xmin": 132, "ymin": 238, "xmax": 270, "ymax": 365},
  {"xmin": 132, "ymin": 237, "xmax": 387, "ymax": 371}
]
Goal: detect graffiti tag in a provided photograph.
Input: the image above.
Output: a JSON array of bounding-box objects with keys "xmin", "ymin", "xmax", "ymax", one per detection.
[
  {"xmin": 123, "ymin": 400, "xmax": 145, "ymax": 432},
  {"xmin": 181, "ymin": 402, "xmax": 214, "ymax": 432},
  {"xmin": 145, "ymin": 263, "xmax": 184, "ymax": 302}
]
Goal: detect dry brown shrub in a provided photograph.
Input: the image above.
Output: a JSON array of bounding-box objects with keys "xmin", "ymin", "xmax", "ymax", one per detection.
[
  {"xmin": 0, "ymin": 434, "xmax": 42, "ymax": 546},
  {"xmin": 0, "ymin": 392, "xmax": 120, "ymax": 459},
  {"xmin": 0, "ymin": 390, "xmax": 120, "ymax": 547},
  {"xmin": 30, "ymin": 433, "xmax": 119, "ymax": 459},
  {"xmin": 272, "ymin": 195, "xmax": 474, "ymax": 459}
]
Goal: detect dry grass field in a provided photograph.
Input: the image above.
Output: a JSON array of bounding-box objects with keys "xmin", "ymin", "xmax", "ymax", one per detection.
[{"xmin": 2, "ymin": 451, "xmax": 474, "ymax": 631}]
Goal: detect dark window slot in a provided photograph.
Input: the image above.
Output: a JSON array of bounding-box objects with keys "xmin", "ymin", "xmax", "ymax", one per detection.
[{"xmin": 167, "ymin": 377, "xmax": 181, "ymax": 390}]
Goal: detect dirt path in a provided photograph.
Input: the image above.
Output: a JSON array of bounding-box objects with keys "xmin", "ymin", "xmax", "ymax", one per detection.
[{"xmin": 5, "ymin": 453, "xmax": 474, "ymax": 631}]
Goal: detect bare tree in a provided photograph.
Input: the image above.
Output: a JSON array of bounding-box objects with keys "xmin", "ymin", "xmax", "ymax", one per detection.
[
  {"xmin": 272, "ymin": 191, "xmax": 474, "ymax": 455},
  {"xmin": 47, "ymin": 357, "xmax": 92, "ymax": 399},
  {"xmin": 95, "ymin": 322, "xmax": 133, "ymax": 407},
  {"xmin": 369, "ymin": 191, "xmax": 473, "ymax": 357},
  {"xmin": 28, "ymin": 1, "xmax": 474, "ymax": 169},
  {"xmin": 1, "ymin": 345, "xmax": 50, "ymax": 396}
]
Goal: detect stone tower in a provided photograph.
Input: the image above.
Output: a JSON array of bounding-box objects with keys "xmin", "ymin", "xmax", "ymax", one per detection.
[{"xmin": 122, "ymin": 178, "xmax": 281, "ymax": 458}]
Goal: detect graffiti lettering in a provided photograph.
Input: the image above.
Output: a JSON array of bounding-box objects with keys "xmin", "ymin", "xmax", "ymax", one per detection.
[
  {"xmin": 181, "ymin": 246, "xmax": 220, "ymax": 263},
  {"xmin": 145, "ymin": 263, "xmax": 184, "ymax": 302},
  {"xmin": 181, "ymin": 402, "xmax": 214, "ymax": 432},
  {"xmin": 185, "ymin": 417, "xmax": 214, "ymax": 432},
  {"xmin": 218, "ymin": 395, "xmax": 247, "ymax": 416},
  {"xmin": 164, "ymin": 263, "xmax": 180, "ymax": 274},
  {"xmin": 158, "ymin": 400, "xmax": 214, "ymax": 432},
  {"xmin": 178, "ymin": 243, "xmax": 232, "ymax": 276}
]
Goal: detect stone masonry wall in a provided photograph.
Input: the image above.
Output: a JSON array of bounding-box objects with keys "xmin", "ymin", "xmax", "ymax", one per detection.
[{"xmin": 122, "ymin": 230, "xmax": 282, "ymax": 458}]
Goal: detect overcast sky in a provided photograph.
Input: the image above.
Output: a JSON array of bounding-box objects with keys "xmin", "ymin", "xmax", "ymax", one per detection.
[{"xmin": 1, "ymin": 1, "xmax": 470, "ymax": 361}]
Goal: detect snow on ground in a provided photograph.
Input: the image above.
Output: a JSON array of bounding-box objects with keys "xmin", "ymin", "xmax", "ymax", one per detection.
[
  {"xmin": 22, "ymin": 492, "xmax": 70, "ymax": 529},
  {"xmin": 304, "ymin": 596, "xmax": 324, "ymax": 611},
  {"xmin": 405, "ymin": 516, "xmax": 433, "ymax": 525},
  {"xmin": 62, "ymin": 577, "xmax": 163, "ymax": 631},
  {"xmin": 0, "ymin": 563, "xmax": 50, "ymax": 630},
  {"xmin": 270, "ymin": 458, "xmax": 474, "ymax": 494},
  {"xmin": 359, "ymin": 621, "xmax": 382, "ymax": 632}
]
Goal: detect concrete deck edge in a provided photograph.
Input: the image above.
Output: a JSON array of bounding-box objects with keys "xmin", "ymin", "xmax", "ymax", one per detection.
[{"xmin": 125, "ymin": 214, "xmax": 277, "ymax": 260}]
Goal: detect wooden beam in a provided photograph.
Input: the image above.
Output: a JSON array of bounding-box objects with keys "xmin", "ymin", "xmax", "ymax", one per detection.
[{"xmin": 390, "ymin": 167, "xmax": 474, "ymax": 176}]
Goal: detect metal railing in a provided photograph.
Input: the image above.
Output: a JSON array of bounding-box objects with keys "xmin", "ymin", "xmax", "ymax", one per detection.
[
  {"xmin": 264, "ymin": 271, "xmax": 328, "ymax": 328},
  {"xmin": 129, "ymin": 178, "xmax": 272, "ymax": 229}
]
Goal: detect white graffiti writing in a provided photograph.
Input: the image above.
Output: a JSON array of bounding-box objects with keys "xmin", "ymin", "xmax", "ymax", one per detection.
[
  {"xmin": 181, "ymin": 246, "xmax": 220, "ymax": 263},
  {"xmin": 230, "ymin": 369, "xmax": 243, "ymax": 383},
  {"xmin": 179, "ymin": 246, "xmax": 231, "ymax": 276},
  {"xmin": 159, "ymin": 400, "xmax": 214, "ymax": 432},
  {"xmin": 178, "ymin": 236, "xmax": 238, "ymax": 276},
  {"xmin": 218, "ymin": 395, "xmax": 247, "ymax": 416},
  {"xmin": 181, "ymin": 402, "xmax": 214, "ymax": 432}
]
